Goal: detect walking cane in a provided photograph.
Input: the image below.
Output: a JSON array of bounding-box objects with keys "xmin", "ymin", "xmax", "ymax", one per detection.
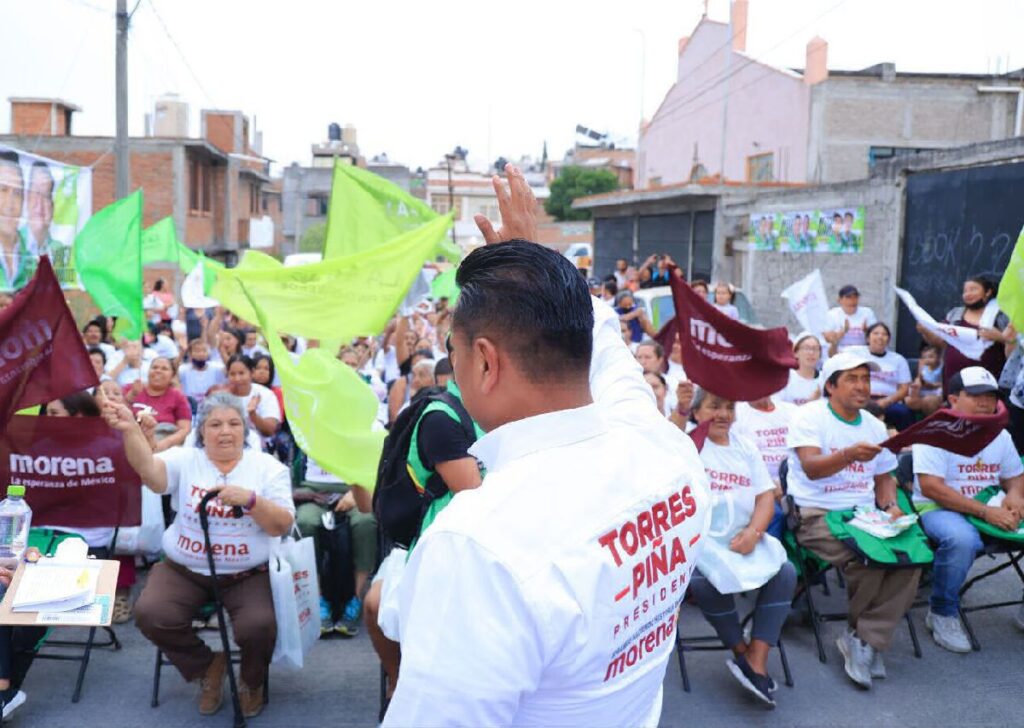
[{"xmin": 198, "ymin": 491, "xmax": 247, "ymax": 728}]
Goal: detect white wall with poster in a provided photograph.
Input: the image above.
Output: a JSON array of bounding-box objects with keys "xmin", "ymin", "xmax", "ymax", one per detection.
[{"xmin": 0, "ymin": 144, "xmax": 92, "ymax": 291}]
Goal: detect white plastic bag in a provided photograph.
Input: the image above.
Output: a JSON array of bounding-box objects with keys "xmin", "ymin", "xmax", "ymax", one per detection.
[
  {"xmin": 114, "ymin": 487, "xmax": 165, "ymax": 556},
  {"xmin": 269, "ymin": 532, "xmax": 319, "ymax": 669},
  {"xmin": 696, "ymin": 490, "xmax": 787, "ymax": 594}
]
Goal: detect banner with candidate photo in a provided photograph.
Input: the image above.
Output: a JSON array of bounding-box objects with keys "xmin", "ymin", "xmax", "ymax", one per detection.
[
  {"xmin": 747, "ymin": 206, "xmax": 865, "ymax": 254},
  {"xmin": 0, "ymin": 144, "xmax": 93, "ymax": 291}
]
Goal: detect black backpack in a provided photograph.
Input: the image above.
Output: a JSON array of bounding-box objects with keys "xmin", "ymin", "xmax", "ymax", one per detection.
[{"xmin": 373, "ymin": 386, "xmax": 476, "ymax": 548}]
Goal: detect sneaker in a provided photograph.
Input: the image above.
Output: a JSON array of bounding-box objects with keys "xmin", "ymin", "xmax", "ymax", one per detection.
[
  {"xmin": 0, "ymin": 689, "xmax": 26, "ymax": 720},
  {"xmin": 320, "ymin": 597, "xmax": 334, "ymax": 636},
  {"xmin": 725, "ymin": 655, "xmax": 776, "ymax": 708},
  {"xmin": 1013, "ymin": 602, "xmax": 1024, "ymax": 632},
  {"xmin": 335, "ymin": 596, "xmax": 362, "ymax": 637},
  {"xmin": 836, "ymin": 630, "xmax": 872, "ymax": 689},
  {"xmin": 869, "ymin": 650, "xmax": 886, "ymax": 679},
  {"xmin": 198, "ymin": 652, "xmax": 227, "ymax": 715},
  {"xmin": 926, "ymin": 610, "xmax": 972, "ymax": 653}
]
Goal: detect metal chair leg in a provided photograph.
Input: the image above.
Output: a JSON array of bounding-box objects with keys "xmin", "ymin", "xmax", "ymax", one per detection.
[
  {"xmin": 676, "ymin": 634, "xmax": 692, "ymax": 693},
  {"xmin": 777, "ymin": 638, "xmax": 794, "ymax": 687},
  {"xmin": 151, "ymin": 649, "xmax": 163, "ymax": 708},
  {"xmin": 70, "ymin": 627, "xmax": 96, "ymax": 703},
  {"xmin": 905, "ymin": 612, "xmax": 922, "ymax": 658},
  {"xmin": 959, "ymin": 605, "xmax": 981, "ymax": 652},
  {"xmin": 802, "ymin": 564, "xmax": 828, "ymax": 664}
]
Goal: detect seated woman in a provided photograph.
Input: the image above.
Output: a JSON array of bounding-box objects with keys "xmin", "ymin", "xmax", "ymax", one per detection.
[
  {"xmin": 250, "ymin": 353, "xmax": 293, "ymax": 463},
  {"xmin": 125, "ymin": 356, "xmax": 192, "ymax": 451},
  {"xmin": 223, "ymin": 354, "xmax": 281, "ymax": 450},
  {"xmin": 779, "ymin": 333, "xmax": 822, "ymax": 406},
  {"xmin": 688, "ymin": 387, "xmax": 797, "ymax": 707},
  {"xmin": 103, "ymin": 391, "xmax": 294, "ymax": 719},
  {"xmin": 860, "ymin": 323, "xmax": 914, "ymax": 431}
]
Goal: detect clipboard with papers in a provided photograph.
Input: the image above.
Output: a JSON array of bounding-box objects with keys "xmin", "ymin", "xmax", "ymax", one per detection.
[{"xmin": 0, "ymin": 546, "xmax": 120, "ymax": 627}]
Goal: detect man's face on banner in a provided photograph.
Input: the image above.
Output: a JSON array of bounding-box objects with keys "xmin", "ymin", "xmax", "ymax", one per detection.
[
  {"xmin": 27, "ymin": 165, "xmax": 55, "ymax": 242},
  {"xmin": 0, "ymin": 161, "xmax": 24, "ymax": 242}
]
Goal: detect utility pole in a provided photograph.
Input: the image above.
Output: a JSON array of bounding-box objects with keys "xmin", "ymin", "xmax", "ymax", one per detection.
[
  {"xmin": 115, "ymin": 0, "xmax": 130, "ymax": 199},
  {"xmin": 445, "ymin": 153, "xmax": 457, "ymax": 248}
]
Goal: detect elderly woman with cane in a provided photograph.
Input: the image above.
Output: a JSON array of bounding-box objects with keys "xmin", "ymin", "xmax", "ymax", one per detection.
[{"xmin": 102, "ymin": 391, "xmax": 294, "ymax": 719}]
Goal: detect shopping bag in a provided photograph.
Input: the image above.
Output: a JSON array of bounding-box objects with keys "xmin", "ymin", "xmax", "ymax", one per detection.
[
  {"xmin": 697, "ymin": 492, "xmax": 787, "ymax": 594},
  {"xmin": 114, "ymin": 487, "xmax": 165, "ymax": 555},
  {"xmin": 270, "ymin": 531, "xmax": 320, "ymax": 669}
]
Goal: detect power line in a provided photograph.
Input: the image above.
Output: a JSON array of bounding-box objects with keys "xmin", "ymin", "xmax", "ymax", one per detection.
[{"xmin": 145, "ymin": 0, "xmax": 217, "ymax": 105}]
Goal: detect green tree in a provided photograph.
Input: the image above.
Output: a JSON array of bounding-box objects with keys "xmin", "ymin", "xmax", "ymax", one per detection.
[
  {"xmin": 299, "ymin": 222, "xmax": 326, "ymax": 253},
  {"xmin": 544, "ymin": 167, "xmax": 619, "ymax": 221}
]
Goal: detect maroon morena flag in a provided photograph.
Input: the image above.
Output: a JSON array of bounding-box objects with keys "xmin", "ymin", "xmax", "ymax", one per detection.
[
  {"xmin": 0, "ymin": 415, "xmax": 141, "ymax": 528},
  {"xmin": 881, "ymin": 402, "xmax": 1009, "ymax": 457},
  {"xmin": 687, "ymin": 419, "xmax": 712, "ymax": 454},
  {"xmin": 665, "ymin": 272, "xmax": 796, "ymax": 402},
  {"xmin": 0, "ymin": 256, "xmax": 98, "ymax": 424}
]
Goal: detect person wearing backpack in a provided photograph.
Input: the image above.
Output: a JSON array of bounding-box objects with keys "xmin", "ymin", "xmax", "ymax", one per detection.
[
  {"xmin": 786, "ymin": 351, "xmax": 922, "ymax": 689},
  {"xmin": 365, "ymin": 376, "xmax": 482, "ymax": 707}
]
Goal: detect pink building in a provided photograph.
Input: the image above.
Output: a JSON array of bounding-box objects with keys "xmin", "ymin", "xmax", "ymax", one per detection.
[{"xmin": 638, "ymin": 0, "xmax": 821, "ymax": 188}]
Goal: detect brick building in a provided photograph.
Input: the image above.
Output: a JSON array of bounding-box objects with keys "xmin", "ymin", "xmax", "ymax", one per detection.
[{"xmin": 1, "ymin": 97, "xmax": 283, "ymax": 266}]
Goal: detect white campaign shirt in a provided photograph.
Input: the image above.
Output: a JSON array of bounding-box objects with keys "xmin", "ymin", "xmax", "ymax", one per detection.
[
  {"xmin": 177, "ymin": 361, "xmax": 226, "ymax": 402},
  {"xmin": 237, "ymin": 382, "xmax": 282, "ymax": 423},
  {"xmin": 385, "ymin": 297, "xmax": 711, "ymax": 728},
  {"xmin": 786, "ymin": 399, "xmax": 897, "ymax": 510},
  {"xmin": 699, "ymin": 431, "xmax": 776, "ymax": 533},
  {"xmin": 912, "ymin": 431, "xmax": 1023, "ymax": 504},
  {"xmin": 778, "ymin": 369, "xmax": 821, "ymax": 406},
  {"xmin": 735, "ymin": 399, "xmax": 800, "ymax": 480},
  {"xmin": 827, "ymin": 306, "xmax": 877, "ymax": 351},
  {"xmin": 156, "ymin": 447, "xmax": 294, "ymax": 574},
  {"xmin": 851, "ymin": 348, "xmax": 911, "ymax": 398}
]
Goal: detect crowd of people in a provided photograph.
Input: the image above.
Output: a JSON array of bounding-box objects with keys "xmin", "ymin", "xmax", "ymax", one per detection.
[{"xmin": 1, "ymin": 170, "xmax": 1023, "ymax": 724}]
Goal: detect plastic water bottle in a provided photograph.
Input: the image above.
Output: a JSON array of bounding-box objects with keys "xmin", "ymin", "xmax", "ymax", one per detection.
[{"xmin": 0, "ymin": 485, "xmax": 32, "ymax": 563}]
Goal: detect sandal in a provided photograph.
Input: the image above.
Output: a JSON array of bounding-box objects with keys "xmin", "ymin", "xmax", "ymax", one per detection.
[{"xmin": 112, "ymin": 592, "xmax": 132, "ymax": 624}]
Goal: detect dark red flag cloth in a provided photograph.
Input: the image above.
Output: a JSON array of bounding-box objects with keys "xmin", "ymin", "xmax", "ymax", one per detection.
[
  {"xmin": 0, "ymin": 415, "xmax": 142, "ymax": 528},
  {"xmin": 881, "ymin": 401, "xmax": 1009, "ymax": 457},
  {"xmin": 665, "ymin": 271, "xmax": 797, "ymax": 402},
  {"xmin": 0, "ymin": 256, "xmax": 98, "ymax": 424},
  {"xmin": 687, "ymin": 419, "xmax": 712, "ymax": 453}
]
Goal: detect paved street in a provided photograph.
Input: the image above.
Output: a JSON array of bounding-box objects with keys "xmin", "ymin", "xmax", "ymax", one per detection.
[{"xmin": 16, "ymin": 558, "xmax": 1024, "ymax": 728}]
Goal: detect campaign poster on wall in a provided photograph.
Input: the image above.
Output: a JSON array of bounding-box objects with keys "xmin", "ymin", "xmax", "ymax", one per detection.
[
  {"xmin": 747, "ymin": 206, "xmax": 865, "ymax": 254},
  {"xmin": 0, "ymin": 145, "xmax": 92, "ymax": 291}
]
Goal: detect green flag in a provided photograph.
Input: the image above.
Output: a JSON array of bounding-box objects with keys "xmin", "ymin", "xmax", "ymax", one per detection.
[
  {"xmin": 242, "ymin": 282, "xmax": 385, "ymax": 489},
  {"xmin": 998, "ymin": 225, "xmax": 1024, "ymax": 331},
  {"xmin": 430, "ymin": 267, "xmax": 460, "ymax": 303},
  {"xmin": 74, "ymin": 189, "xmax": 144, "ymax": 338},
  {"xmin": 142, "ymin": 216, "xmax": 224, "ymax": 294},
  {"xmin": 323, "ymin": 160, "xmax": 461, "ymax": 262},
  {"xmin": 213, "ymin": 214, "xmax": 453, "ymax": 338}
]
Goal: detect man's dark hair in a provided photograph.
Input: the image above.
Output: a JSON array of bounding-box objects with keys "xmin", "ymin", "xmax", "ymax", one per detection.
[
  {"xmin": 0, "ymin": 150, "xmax": 21, "ymax": 174},
  {"xmin": 824, "ymin": 371, "xmax": 842, "ymax": 398},
  {"xmin": 83, "ymin": 318, "xmax": 105, "ymax": 336},
  {"xmin": 45, "ymin": 391, "xmax": 101, "ymax": 418},
  {"xmin": 637, "ymin": 339, "xmax": 664, "ymax": 359},
  {"xmin": 453, "ymin": 240, "xmax": 593, "ymax": 383},
  {"xmin": 87, "ymin": 346, "xmax": 106, "ymax": 364},
  {"xmin": 29, "ymin": 160, "xmax": 54, "ymax": 191},
  {"xmin": 603, "ymin": 279, "xmax": 618, "ymax": 297},
  {"xmin": 411, "ymin": 348, "xmax": 435, "ymax": 363},
  {"xmin": 435, "ymin": 357, "xmax": 453, "ymax": 378}
]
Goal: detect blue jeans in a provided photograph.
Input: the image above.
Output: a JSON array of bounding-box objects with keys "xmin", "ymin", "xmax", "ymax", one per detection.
[{"xmin": 920, "ymin": 509, "xmax": 984, "ymax": 616}]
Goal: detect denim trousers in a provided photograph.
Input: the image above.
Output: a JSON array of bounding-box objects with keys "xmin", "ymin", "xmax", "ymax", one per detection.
[{"xmin": 919, "ymin": 509, "xmax": 983, "ymax": 616}]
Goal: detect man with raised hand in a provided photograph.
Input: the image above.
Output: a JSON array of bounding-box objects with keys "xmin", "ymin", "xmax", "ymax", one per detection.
[{"xmin": 382, "ymin": 165, "xmax": 710, "ymax": 727}]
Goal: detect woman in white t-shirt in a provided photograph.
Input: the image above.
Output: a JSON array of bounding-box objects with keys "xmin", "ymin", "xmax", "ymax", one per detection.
[
  {"xmin": 224, "ymin": 354, "xmax": 282, "ymax": 448},
  {"xmin": 860, "ymin": 322, "xmax": 913, "ymax": 431},
  {"xmin": 778, "ymin": 332, "xmax": 823, "ymax": 406},
  {"xmin": 688, "ymin": 388, "xmax": 797, "ymax": 707},
  {"xmin": 103, "ymin": 392, "xmax": 294, "ymax": 717}
]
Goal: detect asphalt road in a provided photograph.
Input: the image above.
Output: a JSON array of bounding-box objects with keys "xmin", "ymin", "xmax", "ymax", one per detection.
[{"xmin": 14, "ymin": 557, "xmax": 1024, "ymax": 728}]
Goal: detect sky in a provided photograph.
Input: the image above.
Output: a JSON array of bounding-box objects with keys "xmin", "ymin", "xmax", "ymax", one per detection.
[{"xmin": 2, "ymin": 0, "xmax": 1023, "ymax": 175}]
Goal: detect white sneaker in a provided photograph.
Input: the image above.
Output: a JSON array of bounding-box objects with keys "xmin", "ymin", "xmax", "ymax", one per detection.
[
  {"xmin": 2, "ymin": 690, "xmax": 26, "ymax": 719},
  {"xmin": 925, "ymin": 610, "xmax": 972, "ymax": 653},
  {"xmin": 836, "ymin": 630, "xmax": 872, "ymax": 689},
  {"xmin": 869, "ymin": 650, "xmax": 886, "ymax": 679}
]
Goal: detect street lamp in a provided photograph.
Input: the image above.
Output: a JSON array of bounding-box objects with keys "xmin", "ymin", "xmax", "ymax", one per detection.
[{"xmin": 444, "ymin": 152, "xmax": 457, "ymax": 248}]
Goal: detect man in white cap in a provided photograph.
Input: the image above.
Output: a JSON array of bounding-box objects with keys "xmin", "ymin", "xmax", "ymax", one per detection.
[
  {"xmin": 785, "ymin": 351, "xmax": 921, "ymax": 689},
  {"xmin": 912, "ymin": 366, "xmax": 1024, "ymax": 651}
]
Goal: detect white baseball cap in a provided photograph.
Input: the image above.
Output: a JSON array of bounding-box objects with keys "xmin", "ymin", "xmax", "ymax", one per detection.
[
  {"xmin": 949, "ymin": 366, "xmax": 999, "ymax": 395},
  {"xmin": 821, "ymin": 350, "xmax": 880, "ymax": 384}
]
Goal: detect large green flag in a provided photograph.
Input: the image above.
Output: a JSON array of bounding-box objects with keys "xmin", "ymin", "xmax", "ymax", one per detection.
[
  {"xmin": 142, "ymin": 216, "xmax": 224, "ymax": 294},
  {"xmin": 323, "ymin": 160, "xmax": 461, "ymax": 262},
  {"xmin": 998, "ymin": 225, "xmax": 1024, "ymax": 331},
  {"xmin": 74, "ymin": 189, "xmax": 144, "ymax": 338},
  {"xmin": 213, "ymin": 214, "xmax": 453, "ymax": 338},
  {"xmin": 242, "ymin": 282, "xmax": 385, "ymax": 489}
]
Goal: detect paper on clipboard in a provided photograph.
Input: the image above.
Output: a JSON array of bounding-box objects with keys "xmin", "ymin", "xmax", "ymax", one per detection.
[{"xmin": 12, "ymin": 562, "xmax": 101, "ymax": 613}]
